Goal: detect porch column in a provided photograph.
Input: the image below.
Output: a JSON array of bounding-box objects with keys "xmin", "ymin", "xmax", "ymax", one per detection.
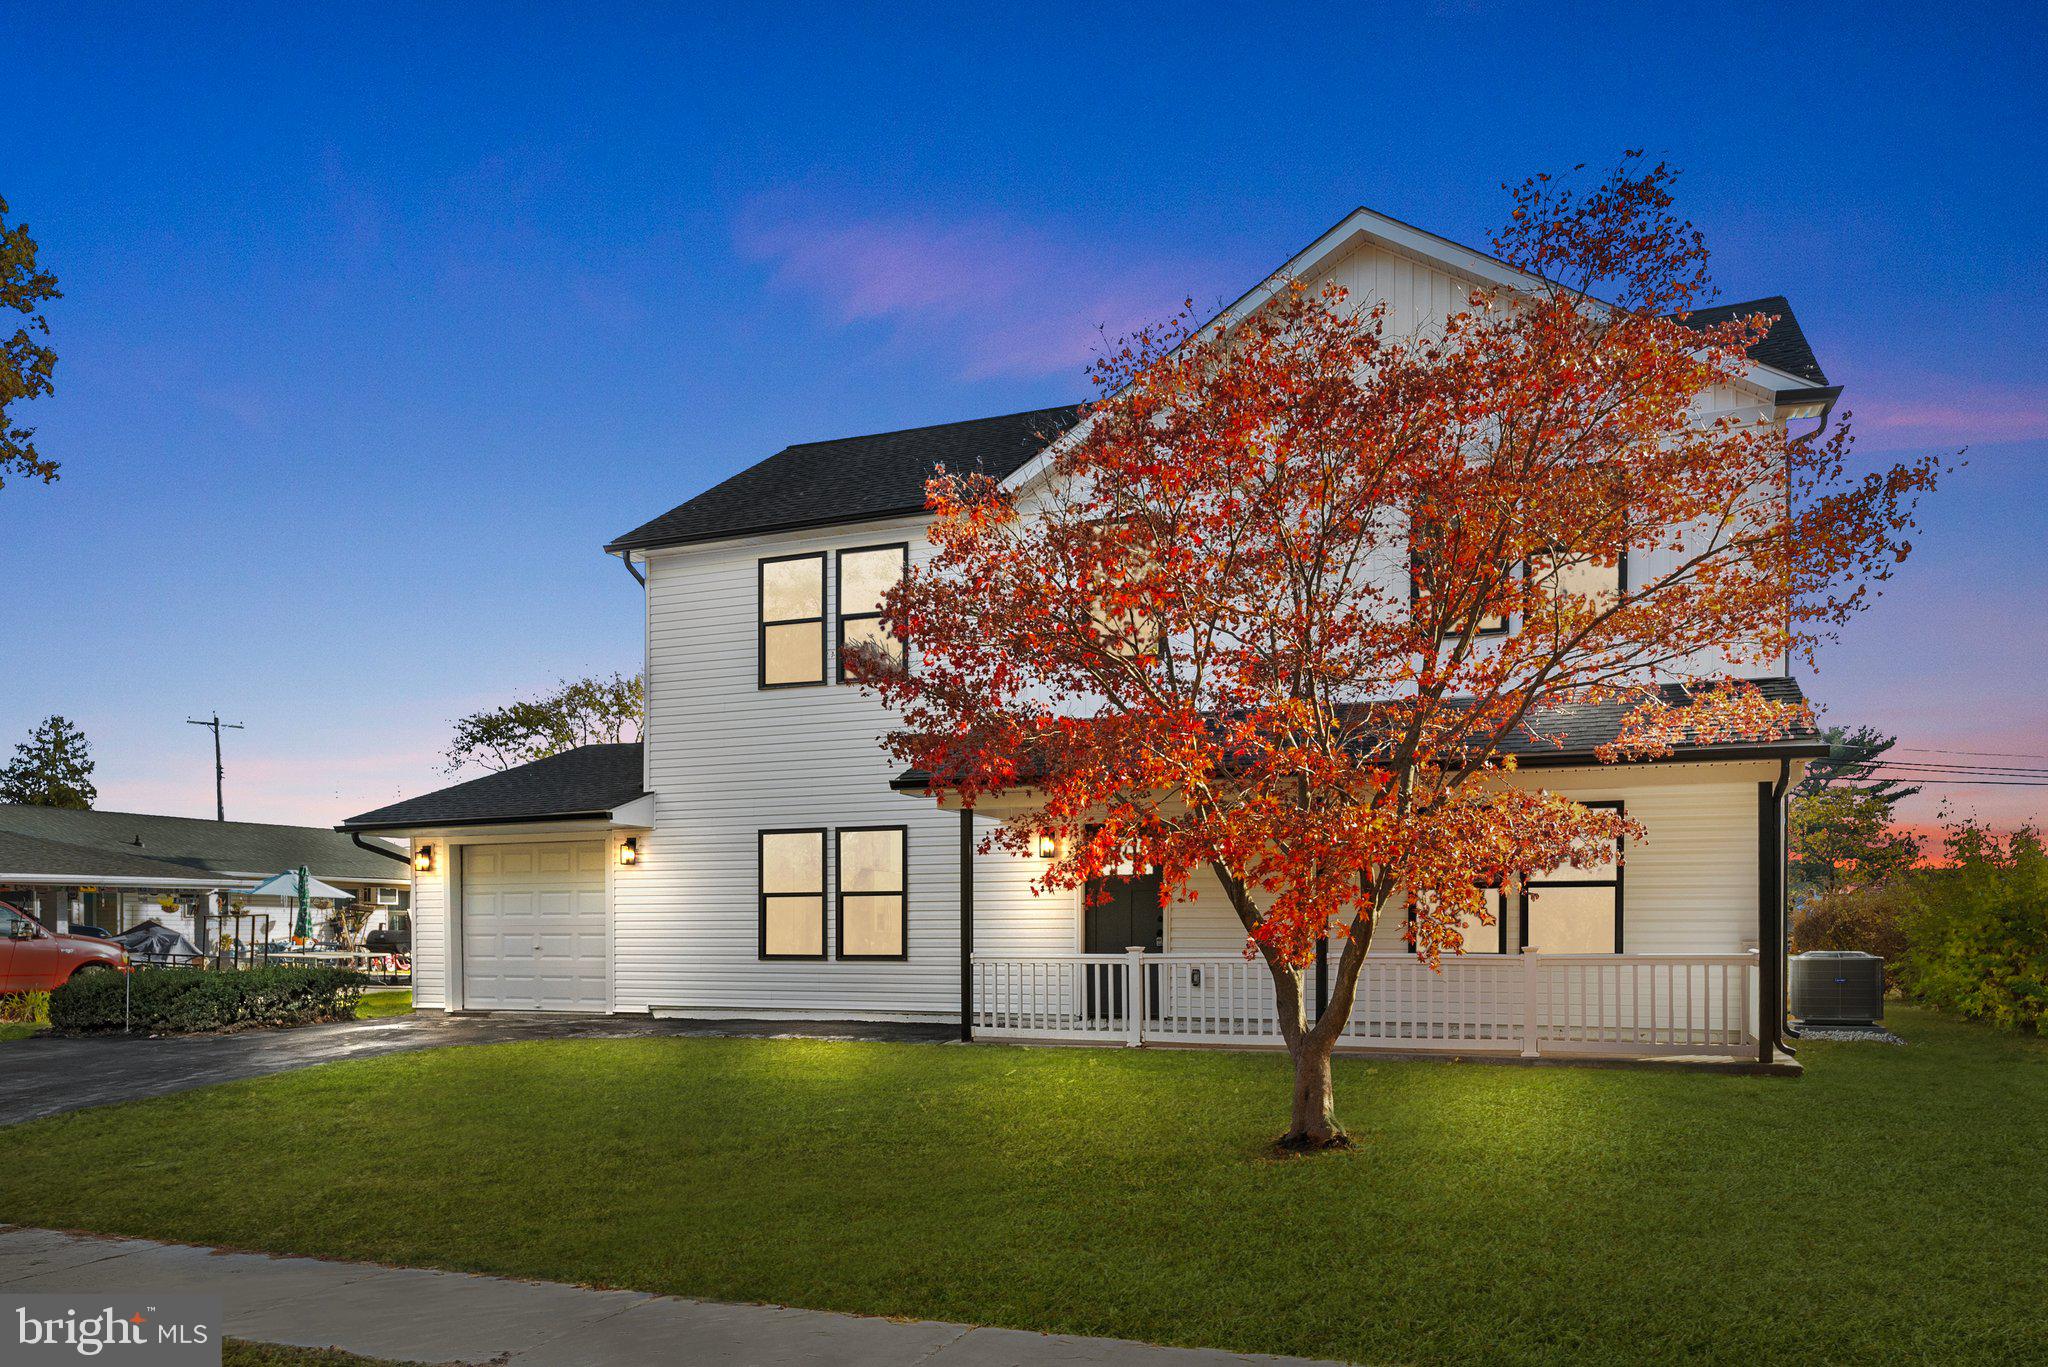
[
  {"xmin": 959, "ymin": 806, "xmax": 975, "ymax": 1043},
  {"xmin": 1757, "ymin": 780, "xmax": 1784, "ymax": 1065}
]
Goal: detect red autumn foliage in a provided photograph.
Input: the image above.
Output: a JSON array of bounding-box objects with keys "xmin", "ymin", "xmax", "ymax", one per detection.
[{"xmin": 859, "ymin": 157, "xmax": 1948, "ymax": 1143}]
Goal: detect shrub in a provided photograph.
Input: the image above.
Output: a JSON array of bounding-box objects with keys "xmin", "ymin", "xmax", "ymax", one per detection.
[
  {"xmin": 1792, "ymin": 886, "xmax": 1913, "ymax": 988},
  {"xmin": 48, "ymin": 965, "xmax": 368, "ymax": 1035},
  {"xmin": 0, "ymin": 989, "xmax": 50, "ymax": 1025},
  {"xmin": 1896, "ymin": 824, "xmax": 2048, "ymax": 1032}
]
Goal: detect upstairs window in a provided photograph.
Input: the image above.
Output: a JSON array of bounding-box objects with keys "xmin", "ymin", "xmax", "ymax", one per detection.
[
  {"xmin": 1527, "ymin": 548, "xmax": 1626, "ymax": 618},
  {"xmin": 836, "ymin": 825, "xmax": 907, "ymax": 958},
  {"xmin": 1520, "ymin": 801, "xmax": 1624, "ymax": 954},
  {"xmin": 759, "ymin": 828, "xmax": 827, "ymax": 958},
  {"xmin": 837, "ymin": 544, "xmax": 909, "ymax": 682},
  {"xmin": 759, "ymin": 554, "xmax": 826, "ymax": 688},
  {"xmin": 1410, "ymin": 527, "xmax": 1510, "ymax": 638}
]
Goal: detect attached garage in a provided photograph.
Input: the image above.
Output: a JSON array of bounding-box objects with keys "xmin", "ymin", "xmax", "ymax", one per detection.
[{"xmin": 461, "ymin": 841, "xmax": 609, "ymax": 1012}]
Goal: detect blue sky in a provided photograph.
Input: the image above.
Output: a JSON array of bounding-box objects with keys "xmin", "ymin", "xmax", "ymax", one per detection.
[{"xmin": 5, "ymin": 2, "xmax": 2043, "ymax": 830}]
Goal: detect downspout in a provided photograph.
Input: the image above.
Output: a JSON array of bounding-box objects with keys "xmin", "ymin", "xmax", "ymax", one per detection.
[
  {"xmin": 960, "ymin": 805, "xmax": 975, "ymax": 1043},
  {"xmin": 1770, "ymin": 758, "xmax": 1796, "ymax": 1056},
  {"xmin": 614, "ymin": 549, "xmax": 645, "ymax": 586},
  {"xmin": 351, "ymin": 832, "xmax": 411, "ymax": 865}
]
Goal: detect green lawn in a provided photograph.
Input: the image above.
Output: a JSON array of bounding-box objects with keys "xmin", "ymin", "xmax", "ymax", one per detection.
[
  {"xmin": 0, "ymin": 1006, "xmax": 2040, "ymax": 1365},
  {"xmin": 353, "ymin": 988, "xmax": 412, "ymax": 1019},
  {"xmin": 224, "ymin": 1343, "xmax": 423, "ymax": 1367}
]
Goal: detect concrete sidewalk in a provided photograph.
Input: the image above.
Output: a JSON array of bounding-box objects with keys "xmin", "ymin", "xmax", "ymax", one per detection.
[{"xmin": 0, "ymin": 1227, "xmax": 1342, "ymax": 1366}]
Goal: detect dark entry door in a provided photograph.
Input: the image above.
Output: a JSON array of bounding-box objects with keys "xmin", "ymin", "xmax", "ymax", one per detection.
[{"xmin": 1085, "ymin": 872, "xmax": 1163, "ymax": 1019}]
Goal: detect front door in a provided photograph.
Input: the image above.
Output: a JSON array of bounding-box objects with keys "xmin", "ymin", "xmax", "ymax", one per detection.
[
  {"xmin": 1084, "ymin": 871, "xmax": 1164, "ymax": 954},
  {"xmin": 1084, "ymin": 871, "xmax": 1163, "ymax": 1019}
]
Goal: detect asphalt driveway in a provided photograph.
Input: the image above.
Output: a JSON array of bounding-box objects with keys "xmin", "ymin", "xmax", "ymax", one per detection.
[{"xmin": 0, "ymin": 1011, "xmax": 956, "ymax": 1127}]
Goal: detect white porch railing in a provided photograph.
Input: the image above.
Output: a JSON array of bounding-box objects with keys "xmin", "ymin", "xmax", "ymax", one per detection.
[{"xmin": 970, "ymin": 949, "xmax": 1758, "ymax": 1059}]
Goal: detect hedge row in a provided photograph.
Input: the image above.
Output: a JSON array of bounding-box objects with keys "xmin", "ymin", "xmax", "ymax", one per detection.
[{"xmin": 49, "ymin": 965, "xmax": 369, "ymax": 1034}]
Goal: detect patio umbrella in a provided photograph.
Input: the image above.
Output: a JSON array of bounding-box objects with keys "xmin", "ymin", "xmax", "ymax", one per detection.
[{"xmin": 241, "ymin": 870, "xmax": 357, "ymax": 902}]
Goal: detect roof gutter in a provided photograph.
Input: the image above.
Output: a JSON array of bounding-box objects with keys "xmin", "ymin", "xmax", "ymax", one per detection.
[{"xmin": 351, "ymin": 832, "xmax": 413, "ymax": 865}]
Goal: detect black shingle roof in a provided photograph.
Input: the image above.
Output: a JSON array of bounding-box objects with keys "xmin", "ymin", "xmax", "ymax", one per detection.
[
  {"xmin": 0, "ymin": 806, "xmax": 406, "ymax": 881},
  {"xmin": 1675, "ymin": 296, "xmax": 1827, "ymax": 386},
  {"xmin": 338, "ymin": 744, "xmax": 647, "ymax": 832},
  {"xmin": 606, "ymin": 405, "xmax": 1084, "ymax": 554},
  {"xmin": 893, "ymin": 678, "xmax": 1825, "ymax": 790}
]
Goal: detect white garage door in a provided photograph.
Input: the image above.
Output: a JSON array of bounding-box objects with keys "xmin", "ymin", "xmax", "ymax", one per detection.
[{"xmin": 461, "ymin": 842, "xmax": 608, "ymax": 1011}]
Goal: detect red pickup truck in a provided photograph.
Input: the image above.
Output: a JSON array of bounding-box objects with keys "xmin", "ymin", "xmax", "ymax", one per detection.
[{"xmin": 0, "ymin": 900, "xmax": 128, "ymax": 992}]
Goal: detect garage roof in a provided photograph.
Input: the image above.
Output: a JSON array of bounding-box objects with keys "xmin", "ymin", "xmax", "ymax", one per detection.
[{"xmin": 338, "ymin": 744, "xmax": 648, "ymax": 833}]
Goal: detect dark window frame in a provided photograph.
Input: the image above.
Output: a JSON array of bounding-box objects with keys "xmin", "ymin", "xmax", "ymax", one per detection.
[
  {"xmin": 834, "ymin": 543, "xmax": 910, "ymax": 684},
  {"xmin": 834, "ymin": 824, "xmax": 909, "ymax": 961},
  {"xmin": 1518, "ymin": 799, "xmax": 1626, "ymax": 954},
  {"xmin": 758, "ymin": 552, "xmax": 828, "ymax": 690},
  {"xmin": 758, "ymin": 826, "xmax": 828, "ymax": 960}
]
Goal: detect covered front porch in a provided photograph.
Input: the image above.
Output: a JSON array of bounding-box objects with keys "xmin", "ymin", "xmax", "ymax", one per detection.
[{"xmin": 919, "ymin": 754, "xmax": 1803, "ymax": 1069}]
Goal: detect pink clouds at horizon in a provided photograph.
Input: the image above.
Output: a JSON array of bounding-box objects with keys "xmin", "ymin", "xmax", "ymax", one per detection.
[{"xmin": 734, "ymin": 198, "xmax": 1226, "ymax": 381}]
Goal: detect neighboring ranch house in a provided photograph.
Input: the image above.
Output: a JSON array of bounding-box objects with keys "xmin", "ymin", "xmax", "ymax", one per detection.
[
  {"xmin": 0, "ymin": 805, "xmax": 410, "ymax": 947},
  {"xmin": 341, "ymin": 206, "xmax": 1838, "ymax": 1066}
]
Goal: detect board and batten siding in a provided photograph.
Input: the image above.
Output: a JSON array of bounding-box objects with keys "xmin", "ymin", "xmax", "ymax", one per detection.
[{"xmin": 618, "ymin": 515, "xmax": 1066, "ymax": 1019}]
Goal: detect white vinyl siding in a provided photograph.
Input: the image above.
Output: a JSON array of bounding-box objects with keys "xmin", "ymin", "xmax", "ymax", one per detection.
[{"xmin": 622, "ymin": 516, "xmax": 1061, "ymax": 1019}]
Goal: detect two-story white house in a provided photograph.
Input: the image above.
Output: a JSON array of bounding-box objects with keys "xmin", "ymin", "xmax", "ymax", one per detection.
[{"xmin": 340, "ymin": 206, "xmax": 1837, "ymax": 1067}]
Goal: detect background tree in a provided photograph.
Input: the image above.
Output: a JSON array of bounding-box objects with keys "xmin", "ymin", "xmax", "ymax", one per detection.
[
  {"xmin": 444, "ymin": 673, "xmax": 643, "ymax": 773},
  {"xmin": 1790, "ymin": 725, "xmax": 1923, "ymax": 902},
  {"xmin": 1790, "ymin": 789, "xmax": 1922, "ymax": 898},
  {"xmin": 868, "ymin": 157, "xmax": 1946, "ymax": 1147},
  {"xmin": 0, "ymin": 715, "xmax": 97, "ymax": 808},
  {"xmin": 1796, "ymin": 725, "xmax": 1922, "ymax": 806},
  {"xmin": 0, "ymin": 194, "xmax": 61, "ymax": 492}
]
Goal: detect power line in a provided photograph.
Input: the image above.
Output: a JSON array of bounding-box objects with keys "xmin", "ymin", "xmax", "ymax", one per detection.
[
  {"xmin": 1894, "ymin": 745, "xmax": 2048, "ymax": 762},
  {"xmin": 1865, "ymin": 761, "xmax": 2048, "ymax": 777}
]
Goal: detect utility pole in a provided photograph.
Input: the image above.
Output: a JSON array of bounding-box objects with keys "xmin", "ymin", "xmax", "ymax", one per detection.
[{"xmin": 186, "ymin": 713, "xmax": 244, "ymax": 821}]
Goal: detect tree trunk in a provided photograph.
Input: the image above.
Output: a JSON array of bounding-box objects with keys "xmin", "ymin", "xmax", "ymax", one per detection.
[{"xmin": 1281, "ymin": 1031, "xmax": 1346, "ymax": 1149}]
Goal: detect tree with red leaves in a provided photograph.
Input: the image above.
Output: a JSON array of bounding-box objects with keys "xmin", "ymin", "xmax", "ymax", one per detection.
[{"xmin": 863, "ymin": 158, "xmax": 1947, "ymax": 1147}]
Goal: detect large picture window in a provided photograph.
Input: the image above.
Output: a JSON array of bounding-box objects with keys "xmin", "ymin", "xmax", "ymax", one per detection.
[
  {"xmin": 1408, "ymin": 886, "xmax": 1508, "ymax": 955},
  {"xmin": 1520, "ymin": 801, "xmax": 1623, "ymax": 954},
  {"xmin": 836, "ymin": 825, "xmax": 906, "ymax": 959},
  {"xmin": 760, "ymin": 554, "xmax": 826, "ymax": 688},
  {"xmin": 836, "ymin": 544, "xmax": 908, "ymax": 682},
  {"xmin": 759, "ymin": 829, "xmax": 826, "ymax": 958}
]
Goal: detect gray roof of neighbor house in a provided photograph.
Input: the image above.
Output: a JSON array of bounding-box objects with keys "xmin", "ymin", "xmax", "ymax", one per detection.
[
  {"xmin": 892, "ymin": 677, "xmax": 1827, "ymax": 791},
  {"xmin": 338, "ymin": 744, "xmax": 648, "ymax": 832},
  {"xmin": 0, "ymin": 805, "xmax": 408, "ymax": 882},
  {"xmin": 605, "ymin": 405, "xmax": 1085, "ymax": 555},
  {"xmin": 0, "ymin": 828, "xmax": 228, "ymax": 884},
  {"xmin": 1675, "ymin": 296, "xmax": 1827, "ymax": 386}
]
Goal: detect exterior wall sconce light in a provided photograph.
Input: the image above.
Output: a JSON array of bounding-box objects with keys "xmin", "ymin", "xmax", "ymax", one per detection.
[
  {"xmin": 413, "ymin": 844, "xmax": 434, "ymax": 873},
  {"xmin": 1035, "ymin": 833, "xmax": 1057, "ymax": 859},
  {"xmin": 620, "ymin": 837, "xmax": 639, "ymax": 867}
]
